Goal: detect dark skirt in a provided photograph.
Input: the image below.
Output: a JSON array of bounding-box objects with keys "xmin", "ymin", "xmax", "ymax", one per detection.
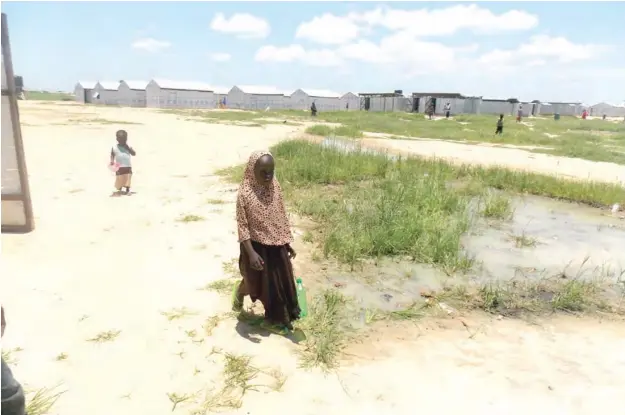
[
  {"xmin": 116, "ymin": 166, "xmax": 133, "ymax": 176},
  {"xmin": 238, "ymin": 241, "xmax": 301, "ymax": 325}
]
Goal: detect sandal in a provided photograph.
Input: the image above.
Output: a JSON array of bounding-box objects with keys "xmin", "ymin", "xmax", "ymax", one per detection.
[
  {"xmin": 260, "ymin": 321, "xmax": 290, "ymax": 336},
  {"xmin": 231, "ymin": 282, "xmax": 243, "ymax": 312}
]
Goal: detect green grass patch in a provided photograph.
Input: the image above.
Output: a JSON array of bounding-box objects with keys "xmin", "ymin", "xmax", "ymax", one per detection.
[
  {"xmin": 68, "ymin": 118, "xmax": 140, "ymax": 125},
  {"xmin": 296, "ymin": 289, "xmax": 350, "ymax": 370},
  {"xmin": 167, "ymin": 108, "xmax": 625, "ymax": 163},
  {"xmin": 25, "ymin": 90, "xmax": 74, "ymax": 101},
  {"xmin": 218, "ymin": 139, "xmax": 624, "ymax": 270},
  {"xmin": 480, "ymin": 192, "xmax": 513, "ymax": 219},
  {"xmin": 299, "ymin": 111, "xmax": 625, "ymax": 164},
  {"xmin": 305, "ymin": 124, "xmax": 363, "ymax": 138}
]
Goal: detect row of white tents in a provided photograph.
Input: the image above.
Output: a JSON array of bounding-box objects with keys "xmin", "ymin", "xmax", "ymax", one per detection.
[
  {"xmin": 73, "ymin": 80, "xmax": 625, "ymax": 117},
  {"xmin": 74, "ymin": 79, "xmax": 359, "ymax": 111}
]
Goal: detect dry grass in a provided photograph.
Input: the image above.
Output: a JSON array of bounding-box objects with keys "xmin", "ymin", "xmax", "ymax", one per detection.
[
  {"xmin": 386, "ymin": 275, "xmax": 622, "ymax": 321},
  {"xmin": 177, "ymin": 214, "xmax": 205, "ymax": 223},
  {"xmin": 2, "ymin": 346, "xmax": 23, "ymax": 364},
  {"xmin": 203, "ymin": 315, "xmax": 223, "ymax": 336},
  {"xmin": 509, "ymin": 231, "xmax": 538, "ymax": 248},
  {"xmin": 206, "ymin": 198, "xmax": 227, "ymax": 205},
  {"xmin": 296, "ymin": 289, "xmax": 350, "ymax": 371},
  {"xmin": 161, "ymin": 307, "xmax": 198, "ymax": 321},
  {"xmin": 191, "ymin": 350, "xmax": 286, "ymax": 414},
  {"xmin": 200, "ymin": 278, "xmax": 238, "ymax": 295},
  {"xmin": 87, "ymin": 330, "xmax": 121, "ymax": 343},
  {"xmin": 25, "ymin": 386, "xmax": 65, "ymax": 415},
  {"xmin": 167, "ymin": 391, "xmax": 197, "ymax": 411}
]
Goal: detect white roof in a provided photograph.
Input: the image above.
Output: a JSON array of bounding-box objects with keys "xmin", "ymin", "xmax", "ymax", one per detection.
[
  {"xmin": 592, "ymin": 101, "xmax": 625, "ymax": 108},
  {"xmin": 77, "ymin": 81, "xmax": 97, "ymax": 89},
  {"xmin": 301, "ymin": 88, "xmax": 342, "ymax": 98},
  {"xmin": 212, "ymin": 86, "xmax": 230, "ymax": 95},
  {"xmin": 97, "ymin": 81, "xmax": 120, "ymax": 91},
  {"xmin": 151, "ymin": 78, "xmax": 215, "ymax": 92},
  {"xmin": 340, "ymin": 92, "xmax": 358, "ymax": 99},
  {"xmin": 234, "ymin": 85, "xmax": 286, "ymax": 95},
  {"xmin": 121, "ymin": 80, "xmax": 148, "ymax": 90}
]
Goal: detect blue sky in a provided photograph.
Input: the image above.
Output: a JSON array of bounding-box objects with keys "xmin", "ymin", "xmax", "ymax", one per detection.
[{"xmin": 3, "ymin": 1, "xmax": 625, "ymax": 103}]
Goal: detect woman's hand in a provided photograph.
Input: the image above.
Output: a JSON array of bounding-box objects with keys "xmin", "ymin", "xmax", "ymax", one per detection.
[
  {"xmin": 287, "ymin": 245, "xmax": 297, "ymax": 259},
  {"xmin": 249, "ymin": 251, "xmax": 264, "ymax": 271}
]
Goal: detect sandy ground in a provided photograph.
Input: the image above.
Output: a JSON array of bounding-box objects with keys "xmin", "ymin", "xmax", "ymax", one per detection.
[
  {"xmin": 2, "ymin": 102, "xmax": 624, "ymax": 415},
  {"xmin": 361, "ymin": 137, "xmax": 625, "ymax": 186}
]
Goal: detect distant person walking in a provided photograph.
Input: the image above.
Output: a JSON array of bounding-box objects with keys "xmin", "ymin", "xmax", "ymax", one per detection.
[
  {"xmin": 427, "ymin": 100, "xmax": 435, "ymax": 120},
  {"xmin": 495, "ymin": 114, "xmax": 504, "ymax": 135},
  {"xmin": 516, "ymin": 104, "xmax": 523, "ymax": 122},
  {"xmin": 444, "ymin": 102, "xmax": 451, "ymax": 119},
  {"xmin": 582, "ymin": 109, "xmax": 588, "ymax": 120},
  {"xmin": 311, "ymin": 101, "xmax": 317, "ymax": 116}
]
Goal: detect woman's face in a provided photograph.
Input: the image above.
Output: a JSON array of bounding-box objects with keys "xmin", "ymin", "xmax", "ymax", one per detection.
[{"xmin": 254, "ymin": 155, "xmax": 275, "ymax": 187}]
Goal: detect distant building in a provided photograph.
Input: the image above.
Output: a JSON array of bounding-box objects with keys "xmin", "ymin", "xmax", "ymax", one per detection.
[
  {"xmin": 93, "ymin": 81, "xmax": 120, "ymax": 105},
  {"xmin": 288, "ymin": 89, "xmax": 343, "ymax": 111},
  {"xmin": 589, "ymin": 102, "xmax": 625, "ymax": 118},
  {"xmin": 227, "ymin": 85, "xmax": 286, "ymax": 110},
  {"xmin": 118, "ymin": 80, "xmax": 148, "ymax": 107},
  {"xmin": 145, "ymin": 79, "xmax": 217, "ymax": 109},
  {"xmin": 74, "ymin": 81, "xmax": 97, "ymax": 104},
  {"xmin": 340, "ymin": 92, "xmax": 359, "ymax": 111},
  {"xmin": 358, "ymin": 92, "xmax": 408, "ymax": 112}
]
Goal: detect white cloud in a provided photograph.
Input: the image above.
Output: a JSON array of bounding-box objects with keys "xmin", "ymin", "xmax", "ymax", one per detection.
[
  {"xmin": 478, "ymin": 35, "xmax": 609, "ymax": 67},
  {"xmin": 255, "ymin": 45, "xmax": 305, "ymax": 62},
  {"xmin": 210, "ymin": 13, "xmax": 270, "ymax": 39},
  {"xmin": 131, "ymin": 38, "xmax": 171, "ymax": 53},
  {"xmin": 256, "ymin": 30, "xmax": 468, "ymax": 71},
  {"xmin": 295, "ymin": 5, "xmax": 538, "ymax": 46},
  {"xmin": 254, "ymin": 44, "xmax": 343, "ymax": 67},
  {"xmin": 209, "ymin": 52, "xmax": 232, "ymax": 62},
  {"xmin": 295, "ymin": 13, "xmax": 362, "ymax": 45}
]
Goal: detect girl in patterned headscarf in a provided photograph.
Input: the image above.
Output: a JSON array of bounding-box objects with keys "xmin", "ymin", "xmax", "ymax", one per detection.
[{"xmin": 233, "ymin": 150, "xmax": 301, "ymax": 334}]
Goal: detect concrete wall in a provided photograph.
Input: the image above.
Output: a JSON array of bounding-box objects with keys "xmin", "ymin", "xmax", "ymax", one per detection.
[
  {"xmin": 93, "ymin": 83, "xmax": 120, "ymax": 105},
  {"xmin": 590, "ymin": 103, "xmax": 625, "ymax": 117},
  {"xmin": 146, "ymin": 81, "xmax": 216, "ymax": 108},
  {"xmin": 74, "ymin": 82, "xmax": 96, "ymax": 103},
  {"xmin": 550, "ymin": 103, "xmax": 579, "ymax": 116},
  {"xmin": 249, "ymin": 94, "xmax": 285, "ymax": 110},
  {"xmin": 118, "ymin": 82, "xmax": 146, "ymax": 107},
  {"xmin": 363, "ymin": 96, "xmax": 409, "ymax": 112},
  {"xmin": 310, "ymin": 96, "xmax": 342, "ymax": 111},
  {"xmin": 341, "ymin": 93, "xmax": 359, "ymax": 111},
  {"xmin": 480, "ymin": 100, "xmax": 514, "ymax": 115},
  {"xmin": 289, "ymin": 89, "xmax": 311, "ymax": 110},
  {"xmin": 463, "ymin": 97, "xmax": 482, "ymax": 114},
  {"xmin": 74, "ymin": 84, "xmax": 86, "ymax": 103},
  {"xmin": 226, "ymin": 86, "xmax": 248, "ymax": 109}
]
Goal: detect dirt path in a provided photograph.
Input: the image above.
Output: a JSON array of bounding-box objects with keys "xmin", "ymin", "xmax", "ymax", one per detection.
[
  {"xmin": 361, "ymin": 137, "xmax": 625, "ymax": 186},
  {"xmin": 1, "ymin": 103, "xmax": 624, "ymax": 414}
]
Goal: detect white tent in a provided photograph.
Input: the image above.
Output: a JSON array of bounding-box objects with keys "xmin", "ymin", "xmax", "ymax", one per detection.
[{"xmin": 146, "ymin": 79, "xmax": 217, "ymax": 109}]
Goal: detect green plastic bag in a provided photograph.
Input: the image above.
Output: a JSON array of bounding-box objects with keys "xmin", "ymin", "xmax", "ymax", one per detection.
[{"xmin": 296, "ymin": 278, "xmax": 308, "ymax": 319}]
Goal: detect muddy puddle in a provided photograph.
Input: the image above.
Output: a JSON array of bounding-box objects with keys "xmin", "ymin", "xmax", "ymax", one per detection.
[{"xmin": 306, "ymin": 138, "xmax": 625, "ymax": 316}]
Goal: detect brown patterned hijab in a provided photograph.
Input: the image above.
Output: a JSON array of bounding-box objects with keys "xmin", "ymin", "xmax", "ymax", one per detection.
[{"xmin": 236, "ymin": 151, "xmax": 293, "ymax": 246}]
